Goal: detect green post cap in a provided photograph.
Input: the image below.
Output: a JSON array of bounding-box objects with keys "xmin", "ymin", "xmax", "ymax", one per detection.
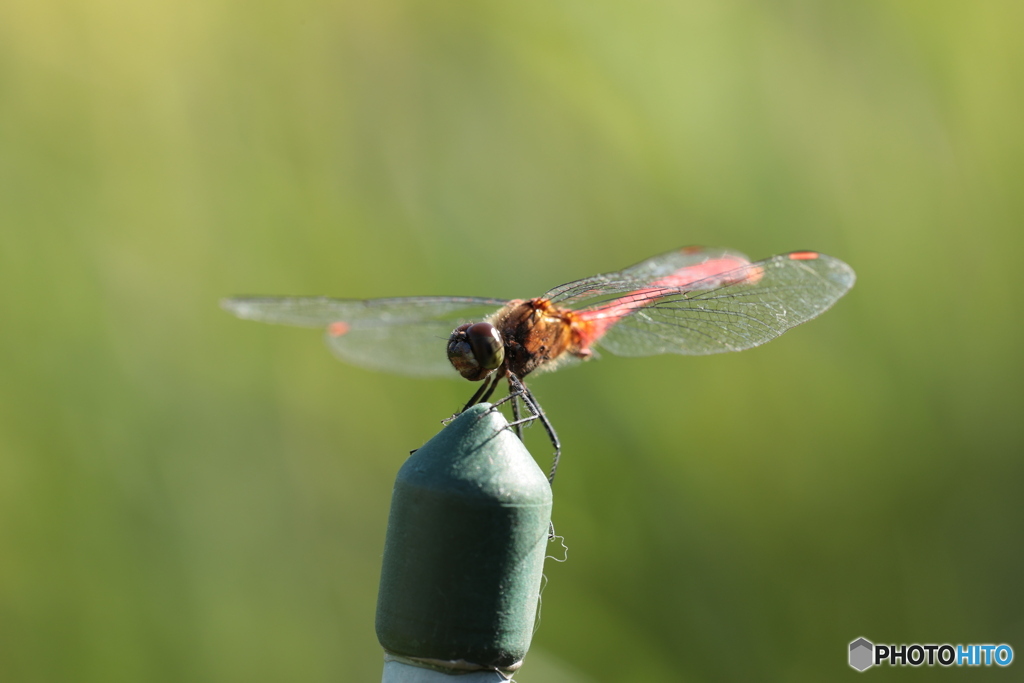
[{"xmin": 376, "ymin": 403, "xmax": 553, "ymax": 674}]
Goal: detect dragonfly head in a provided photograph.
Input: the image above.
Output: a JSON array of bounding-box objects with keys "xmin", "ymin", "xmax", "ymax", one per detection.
[{"xmin": 447, "ymin": 322, "xmax": 505, "ymax": 381}]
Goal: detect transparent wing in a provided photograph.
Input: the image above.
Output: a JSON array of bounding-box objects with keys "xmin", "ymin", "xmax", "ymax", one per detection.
[
  {"xmin": 222, "ymin": 296, "xmax": 507, "ymax": 377},
  {"xmin": 545, "ymin": 246, "xmax": 752, "ymax": 305},
  {"xmin": 575, "ymin": 251, "xmax": 855, "ymax": 356}
]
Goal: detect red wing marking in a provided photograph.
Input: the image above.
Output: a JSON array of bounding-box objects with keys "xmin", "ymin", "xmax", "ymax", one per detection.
[
  {"xmin": 788, "ymin": 251, "xmax": 820, "ymax": 260},
  {"xmin": 573, "ymin": 255, "xmax": 757, "ymax": 347},
  {"xmin": 328, "ymin": 321, "xmax": 350, "ymax": 337}
]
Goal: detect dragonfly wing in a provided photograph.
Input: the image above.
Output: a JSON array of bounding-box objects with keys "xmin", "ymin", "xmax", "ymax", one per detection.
[
  {"xmin": 585, "ymin": 251, "xmax": 855, "ymax": 356},
  {"xmin": 222, "ymin": 296, "xmax": 507, "ymax": 377},
  {"xmin": 544, "ymin": 246, "xmax": 752, "ymax": 304}
]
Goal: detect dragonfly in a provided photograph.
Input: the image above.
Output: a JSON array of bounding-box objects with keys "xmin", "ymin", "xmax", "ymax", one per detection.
[{"xmin": 223, "ymin": 247, "xmax": 855, "ymax": 482}]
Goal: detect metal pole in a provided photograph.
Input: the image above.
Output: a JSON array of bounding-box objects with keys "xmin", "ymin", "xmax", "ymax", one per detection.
[{"xmin": 377, "ymin": 404, "xmax": 553, "ymax": 681}]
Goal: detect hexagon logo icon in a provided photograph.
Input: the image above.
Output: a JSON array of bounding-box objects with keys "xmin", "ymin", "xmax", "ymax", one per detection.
[{"xmin": 849, "ymin": 637, "xmax": 874, "ymax": 671}]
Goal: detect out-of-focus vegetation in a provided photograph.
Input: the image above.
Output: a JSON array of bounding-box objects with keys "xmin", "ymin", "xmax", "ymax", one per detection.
[{"xmin": 2, "ymin": 1, "xmax": 1022, "ymax": 681}]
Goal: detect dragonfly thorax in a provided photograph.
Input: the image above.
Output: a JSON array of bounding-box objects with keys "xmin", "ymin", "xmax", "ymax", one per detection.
[{"xmin": 489, "ymin": 298, "xmax": 583, "ymax": 379}]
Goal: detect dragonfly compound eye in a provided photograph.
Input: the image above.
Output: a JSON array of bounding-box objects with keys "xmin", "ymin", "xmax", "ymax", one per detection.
[{"xmin": 447, "ymin": 322, "xmax": 505, "ymax": 381}]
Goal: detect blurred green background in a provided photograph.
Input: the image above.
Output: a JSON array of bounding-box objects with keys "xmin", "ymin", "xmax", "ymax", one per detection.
[{"xmin": 2, "ymin": 0, "xmax": 1022, "ymax": 681}]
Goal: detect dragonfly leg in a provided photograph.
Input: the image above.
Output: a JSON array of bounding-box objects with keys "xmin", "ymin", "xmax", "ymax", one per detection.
[
  {"xmin": 484, "ymin": 374, "xmax": 529, "ymax": 440},
  {"xmin": 507, "ymin": 373, "xmax": 562, "ymax": 484},
  {"xmin": 511, "ymin": 393, "xmax": 524, "ymax": 440},
  {"xmin": 461, "ymin": 372, "xmax": 501, "ymax": 412},
  {"xmin": 506, "ymin": 386, "xmax": 537, "ymax": 431},
  {"xmin": 485, "ymin": 379, "xmax": 526, "ymax": 439},
  {"xmin": 507, "ymin": 414, "xmax": 538, "ymax": 429},
  {"xmin": 489, "ymin": 386, "xmax": 518, "ymax": 409},
  {"xmin": 488, "ymin": 370, "xmax": 522, "ymax": 410},
  {"xmin": 479, "ymin": 373, "xmax": 500, "ymax": 404}
]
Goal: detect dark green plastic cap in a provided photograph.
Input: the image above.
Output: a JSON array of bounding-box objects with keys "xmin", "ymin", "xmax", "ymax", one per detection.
[{"xmin": 375, "ymin": 403, "xmax": 552, "ymax": 671}]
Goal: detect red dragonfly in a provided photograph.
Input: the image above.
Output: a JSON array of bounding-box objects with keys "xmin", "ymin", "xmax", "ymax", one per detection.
[{"xmin": 223, "ymin": 247, "xmax": 855, "ymax": 481}]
